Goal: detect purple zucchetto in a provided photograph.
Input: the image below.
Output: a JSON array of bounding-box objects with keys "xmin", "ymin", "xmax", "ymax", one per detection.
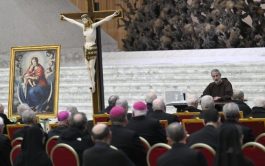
[
  {"xmin": 110, "ymin": 106, "xmax": 125, "ymax": 118},
  {"xmin": 57, "ymin": 111, "xmax": 70, "ymax": 121},
  {"xmin": 133, "ymin": 101, "xmax": 147, "ymax": 111}
]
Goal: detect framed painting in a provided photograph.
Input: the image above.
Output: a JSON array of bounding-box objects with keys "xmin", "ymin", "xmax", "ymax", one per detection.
[{"xmin": 8, "ymin": 45, "xmax": 61, "ymax": 119}]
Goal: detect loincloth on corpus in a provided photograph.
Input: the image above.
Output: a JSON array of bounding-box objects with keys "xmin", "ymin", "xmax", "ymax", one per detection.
[{"xmin": 84, "ymin": 46, "xmax": 97, "ymax": 61}]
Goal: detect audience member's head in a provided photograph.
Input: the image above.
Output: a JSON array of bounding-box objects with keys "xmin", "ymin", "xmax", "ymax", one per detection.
[
  {"xmin": 166, "ymin": 122, "xmax": 187, "ymax": 145},
  {"xmin": 203, "ymin": 108, "xmax": 220, "ymax": 126},
  {"xmin": 211, "ymin": 69, "xmax": 222, "ymax": 84},
  {"xmin": 223, "ymin": 102, "xmax": 240, "ymax": 122},
  {"xmin": 253, "ymin": 97, "xmax": 265, "ymax": 108},
  {"xmin": 0, "ymin": 117, "xmax": 4, "ymax": 133},
  {"xmin": 91, "ymin": 123, "xmax": 111, "ymax": 144},
  {"xmin": 57, "ymin": 110, "xmax": 70, "ymax": 126},
  {"xmin": 65, "ymin": 106, "xmax": 78, "ymax": 116},
  {"xmin": 108, "ymin": 95, "xmax": 119, "ymax": 107},
  {"xmin": 186, "ymin": 94, "xmax": 199, "ymax": 108},
  {"xmin": 200, "ymin": 95, "xmax": 215, "ymax": 110},
  {"xmin": 115, "ymin": 98, "xmax": 129, "ymax": 113},
  {"xmin": 110, "ymin": 106, "xmax": 127, "ymax": 125},
  {"xmin": 132, "ymin": 101, "xmax": 147, "ymax": 117},
  {"xmin": 145, "ymin": 91, "xmax": 157, "ymax": 104},
  {"xmin": 0, "ymin": 103, "xmax": 4, "ymax": 113},
  {"xmin": 69, "ymin": 112, "xmax": 88, "ymax": 131},
  {"xmin": 215, "ymin": 123, "xmax": 244, "ymax": 166},
  {"xmin": 152, "ymin": 98, "xmax": 166, "ymax": 112},
  {"xmin": 232, "ymin": 90, "xmax": 244, "ymax": 101},
  {"xmin": 21, "ymin": 110, "xmax": 37, "ymax": 124},
  {"xmin": 17, "ymin": 103, "xmax": 31, "ymax": 116}
]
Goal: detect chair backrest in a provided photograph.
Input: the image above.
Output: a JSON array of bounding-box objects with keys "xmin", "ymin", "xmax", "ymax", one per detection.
[
  {"xmin": 46, "ymin": 135, "xmax": 59, "ymax": 156},
  {"xmin": 159, "ymin": 120, "xmax": 168, "ymax": 129},
  {"xmin": 242, "ymin": 142, "xmax": 265, "ymax": 166},
  {"xmin": 239, "ymin": 118, "xmax": 265, "ymax": 138},
  {"xmin": 255, "ymin": 133, "xmax": 265, "ymax": 146},
  {"xmin": 190, "ymin": 143, "xmax": 216, "ymax": 166},
  {"xmin": 6, "ymin": 124, "xmax": 28, "ymax": 140},
  {"xmin": 10, "ymin": 144, "xmax": 22, "ymax": 166},
  {"xmin": 93, "ymin": 114, "xmax": 110, "ymax": 124},
  {"xmin": 147, "ymin": 143, "xmax": 171, "ymax": 166},
  {"xmin": 182, "ymin": 119, "xmax": 204, "ymax": 135},
  {"xmin": 50, "ymin": 143, "xmax": 80, "ymax": 166},
  {"xmin": 175, "ymin": 112, "xmax": 200, "ymax": 122},
  {"xmin": 11, "ymin": 137, "xmax": 23, "ymax": 147},
  {"xmin": 139, "ymin": 136, "xmax": 151, "ymax": 153}
]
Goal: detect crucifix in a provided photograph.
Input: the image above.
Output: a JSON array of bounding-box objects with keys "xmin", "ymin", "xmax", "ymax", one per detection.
[{"xmin": 61, "ymin": 0, "xmax": 122, "ymax": 114}]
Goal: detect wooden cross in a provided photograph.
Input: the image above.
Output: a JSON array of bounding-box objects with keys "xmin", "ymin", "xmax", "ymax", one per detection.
[{"xmin": 61, "ymin": 0, "xmax": 122, "ymax": 114}]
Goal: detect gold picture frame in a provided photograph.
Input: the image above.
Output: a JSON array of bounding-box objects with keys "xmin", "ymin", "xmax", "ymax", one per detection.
[{"xmin": 8, "ymin": 45, "xmax": 61, "ymax": 119}]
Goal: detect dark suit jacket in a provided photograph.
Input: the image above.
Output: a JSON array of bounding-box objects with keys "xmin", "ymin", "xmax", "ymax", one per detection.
[
  {"xmin": 249, "ymin": 107, "xmax": 265, "ymax": 118},
  {"xmin": 147, "ymin": 110, "xmax": 179, "ymax": 124},
  {"xmin": 47, "ymin": 125, "xmax": 68, "ymax": 138},
  {"xmin": 187, "ymin": 125, "xmax": 218, "ymax": 150},
  {"xmin": 223, "ymin": 122, "xmax": 254, "ymax": 143},
  {"xmin": 58, "ymin": 127, "xmax": 94, "ymax": 164},
  {"xmin": 110, "ymin": 125, "xmax": 147, "ymax": 166},
  {"xmin": 127, "ymin": 116, "xmax": 166, "ymax": 145},
  {"xmin": 0, "ymin": 113, "xmax": 14, "ymax": 134},
  {"xmin": 82, "ymin": 142, "xmax": 135, "ymax": 166},
  {"xmin": 232, "ymin": 100, "xmax": 252, "ymax": 117},
  {"xmin": 0, "ymin": 134, "xmax": 11, "ymax": 166},
  {"xmin": 157, "ymin": 143, "xmax": 207, "ymax": 166}
]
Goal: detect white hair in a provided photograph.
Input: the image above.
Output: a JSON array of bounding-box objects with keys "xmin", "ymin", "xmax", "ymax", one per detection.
[
  {"xmin": 152, "ymin": 98, "xmax": 166, "ymax": 112},
  {"xmin": 223, "ymin": 102, "xmax": 240, "ymax": 120},
  {"xmin": 254, "ymin": 97, "xmax": 265, "ymax": 108},
  {"xmin": 200, "ymin": 95, "xmax": 215, "ymax": 110},
  {"xmin": 186, "ymin": 94, "xmax": 199, "ymax": 107},
  {"xmin": 232, "ymin": 90, "xmax": 244, "ymax": 101},
  {"xmin": 145, "ymin": 91, "xmax": 157, "ymax": 103},
  {"xmin": 115, "ymin": 99, "xmax": 129, "ymax": 112},
  {"xmin": 17, "ymin": 103, "xmax": 31, "ymax": 116}
]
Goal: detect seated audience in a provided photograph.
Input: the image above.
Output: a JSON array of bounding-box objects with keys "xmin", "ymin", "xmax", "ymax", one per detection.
[
  {"xmin": 232, "ymin": 90, "xmax": 252, "ymax": 117},
  {"xmin": 115, "ymin": 98, "xmax": 132, "ymax": 120},
  {"xmin": 0, "ymin": 117, "xmax": 11, "ymax": 166},
  {"xmin": 202, "ymin": 69, "xmax": 233, "ymax": 101},
  {"xmin": 147, "ymin": 98, "xmax": 179, "ymax": 124},
  {"xmin": 13, "ymin": 109, "xmax": 39, "ymax": 139},
  {"xmin": 48, "ymin": 110, "xmax": 70, "ymax": 138},
  {"xmin": 145, "ymin": 90, "xmax": 157, "ymax": 114},
  {"xmin": 83, "ymin": 123, "xmax": 135, "ymax": 166},
  {"xmin": 0, "ymin": 103, "xmax": 13, "ymax": 134},
  {"xmin": 102, "ymin": 95, "xmax": 119, "ymax": 114},
  {"xmin": 187, "ymin": 108, "xmax": 220, "ymax": 150},
  {"xmin": 222, "ymin": 102, "xmax": 254, "ymax": 143},
  {"xmin": 14, "ymin": 126, "xmax": 52, "ymax": 166},
  {"xmin": 249, "ymin": 97, "xmax": 265, "ymax": 118},
  {"xmin": 127, "ymin": 101, "xmax": 166, "ymax": 145},
  {"xmin": 184, "ymin": 94, "xmax": 201, "ymax": 112},
  {"xmin": 157, "ymin": 122, "xmax": 207, "ymax": 166},
  {"xmin": 58, "ymin": 112, "xmax": 93, "ymax": 163},
  {"xmin": 110, "ymin": 106, "xmax": 147, "ymax": 166},
  {"xmin": 215, "ymin": 123, "xmax": 253, "ymax": 166}
]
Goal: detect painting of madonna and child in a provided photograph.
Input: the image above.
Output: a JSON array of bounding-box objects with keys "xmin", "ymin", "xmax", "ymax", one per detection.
[{"xmin": 8, "ymin": 45, "xmax": 60, "ymax": 119}]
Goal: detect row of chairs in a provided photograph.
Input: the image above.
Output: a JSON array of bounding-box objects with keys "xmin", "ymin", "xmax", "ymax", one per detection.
[{"xmin": 146, "ymin": 142, "xmax": 265, "ymax": 166}]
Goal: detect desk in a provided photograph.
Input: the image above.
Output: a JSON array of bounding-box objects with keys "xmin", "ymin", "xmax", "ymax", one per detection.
[{"xmin": 166, "ymin": 101, "xmax": 187, "ymax": 112}]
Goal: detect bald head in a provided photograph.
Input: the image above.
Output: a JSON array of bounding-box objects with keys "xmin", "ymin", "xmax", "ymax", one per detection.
[
  {"xmin": 166, "ymin": 122, "xmax": 186, "ymax": 144},
  {"xmin": 152, "ymin": 98, "xmax": 166, "ymax": 112},
  {"xmin": 69, "ymin": 112, "xmax": 87, "ymax": 130},
  {"xmin": 92, "ymin": 123, "xmax": 111, "ymax": 143}
]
